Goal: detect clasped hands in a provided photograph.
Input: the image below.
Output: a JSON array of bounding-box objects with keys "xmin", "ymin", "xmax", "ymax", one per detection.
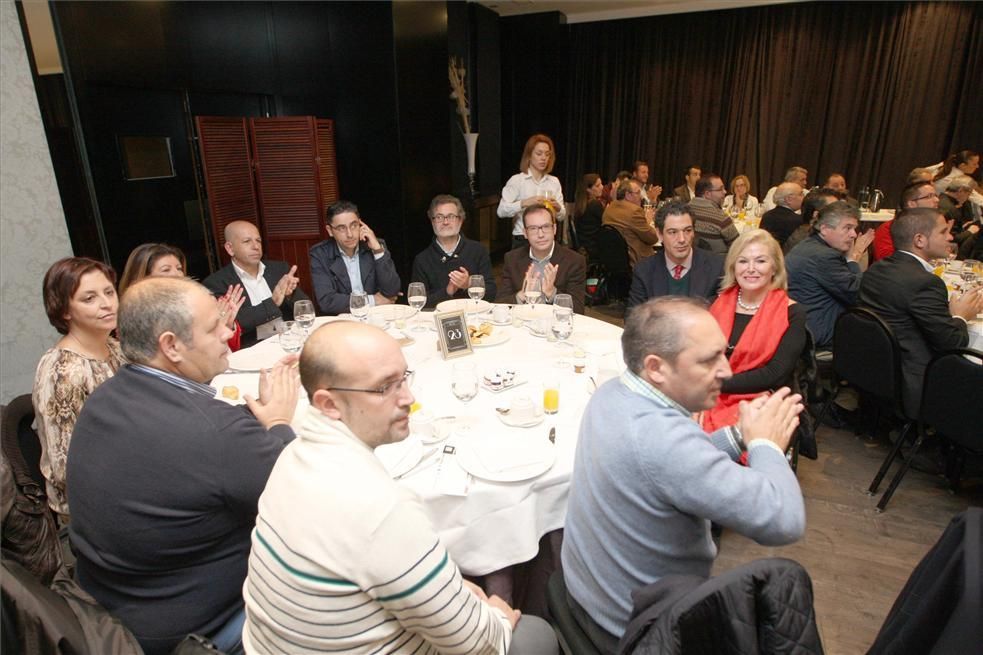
[
  {"xmin": 737, "ymin": 387, "xmax": 805, "ymax": 453},
  {"xmin": 521, "ymin": 263, "xmax": 558, "ymax": 300},
  {"xmin": 246, "ymin": 354, "xmax": 301, "ymax": 429}
]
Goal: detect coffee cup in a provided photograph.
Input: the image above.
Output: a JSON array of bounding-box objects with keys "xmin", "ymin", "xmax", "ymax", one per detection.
[
  {"xmin": 409, "ymin": 409, "xmax": 434, "ymax": 439},
  {"xmin": 492, "ymin": 304, "xmax": 510, "ymax": 323},
  {"xmin": 509, "ymin": 396, "xmax": 537, "ymax": 423}
]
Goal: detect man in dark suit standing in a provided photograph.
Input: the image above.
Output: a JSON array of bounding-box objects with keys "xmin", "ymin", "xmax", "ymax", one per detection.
[
  {"xmin": 859, "ymin": 208, "xmax": 983, "ymax": 416},
  {"xmin": 203, "ymin": 220, "xmax": 309, "ymax": 347},
  {"xmin": 628, "ymin": 201, "xmax": 724, "ymax": 308},
  {"xmin": 309, "ymin": 200, "xmax": 401, "ymax": 315},
  {"xmin": 498, "ymin": 203, "xmax": 587, "ymax": 313}
]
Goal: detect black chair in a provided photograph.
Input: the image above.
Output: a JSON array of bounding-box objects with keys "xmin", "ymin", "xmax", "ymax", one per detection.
[
  {"xmin": 787, "ymin": 328, "xmax": 820, "ymax": 472},
  {"xmin": 815, "ymin": 308, "xmax": 916, "ymax": 511},
  {"xmin": 899, "ymin": 349, "xmax": 983, "ymax": 497},
  {"xmin": 1, "ymin": 394, "xmax": 45, "ymax": 489},
  {"xmin": 593, "ymin": 225, "xmax": 632, "ymax": 302},
  {"xmin": 546, "ymin": 571, "xmax": 603, "ymax": 655}
]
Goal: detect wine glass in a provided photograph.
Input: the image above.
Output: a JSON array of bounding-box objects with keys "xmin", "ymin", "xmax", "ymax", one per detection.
[
  {"xmin": 407, "ymin": 282, "xmax": 427, "ymax": 331},
  {"xmin": 524, "ymin": 276, "xmax": 543, "ymax": 308},
  {"xmin": 468, "ymin": 274, "xmax": 485, "ymax": 314},
  {"xmin": 451, "ymin": 361, "xmax": 478, "ymax": 403},
  {"xmin": 293, "ymin": 300, "xmax": 315, "ymax": 334},
  {"xmin": 551, "ymin": 293, "xmax": 574, "ymax": 341},
  {"xmin": 350, "ymin": 291, "xmax": 369, "ymax": 323},
  {"xmin": 278, "ymin": 321, "xmax": 303, "ymax": 353}
]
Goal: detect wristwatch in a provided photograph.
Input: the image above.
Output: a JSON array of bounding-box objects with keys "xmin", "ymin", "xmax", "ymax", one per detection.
[{"xmin": 372, "ymin": 247, "xmax": 385, "ymax": 255}]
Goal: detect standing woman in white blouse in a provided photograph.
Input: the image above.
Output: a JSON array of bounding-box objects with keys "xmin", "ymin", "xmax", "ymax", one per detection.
[
  {"xmin": 498, "ymin": 134, "xmax": 566, "ymax": 250},
  {"xmin": 722, "ymin": 174, "xmax": 761, "ymax": 220}
]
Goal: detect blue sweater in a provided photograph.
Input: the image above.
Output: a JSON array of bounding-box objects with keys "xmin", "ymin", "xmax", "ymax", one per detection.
[{"xmin": 561, "ymin": 374, "xmax": 805, "ymax": 637}]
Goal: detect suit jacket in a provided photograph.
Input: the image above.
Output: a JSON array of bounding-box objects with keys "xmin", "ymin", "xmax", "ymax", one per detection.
[
  {"xmin": 308, "ymin": 239, "xmax": 401, "ymax": 315},
  {"xmin": 497, "ymin": 244, "xmax": 587, "ymax": 314},
  {"xmin": 628, "ymin": 249, "xmax": 724, "ymax": 308},
  {"xmin": 760, "ymin": 206, "xmax": 803, "ymax": 247},
  {"xmin": 672, "ymin": 185, "xmax": 694, "ymax": 202},
  {"xmin": 602, "ymin": 200, "xmax": 660, "ymax": 266},
  {"xmin": 202, "ymin": 260, "xmax": 309, "ymax": 348},
  {"xmin": 859, "ymin": 252, "xmax": 969, "ymax": 416}
]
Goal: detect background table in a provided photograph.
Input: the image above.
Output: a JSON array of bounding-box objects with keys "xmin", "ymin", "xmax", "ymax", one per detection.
[{"xmin": 213, "ymin": 308, "xmax": 625, "ymax": 578}]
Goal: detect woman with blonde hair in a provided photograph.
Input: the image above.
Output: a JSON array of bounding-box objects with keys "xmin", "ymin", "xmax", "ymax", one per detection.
[
  {"xmin": 497, "ymin": 134, "xmax": 566, "ymax": 249},
  {"xmin": 721, "ymin": 174, "xmax": 761, "ymax": 219},
  {"xmin": 702, "ymin": 229, "xmax": 806, "ymax": 432}
]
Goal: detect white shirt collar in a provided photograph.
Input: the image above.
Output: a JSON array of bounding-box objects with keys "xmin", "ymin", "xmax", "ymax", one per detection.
[
  {"xmin": 231, "ymin": 259, "xmax": 265, "ymax": 280},
  {"xmin": 529, "ymin": 242, "xmax": 556, "ymax": 263}
]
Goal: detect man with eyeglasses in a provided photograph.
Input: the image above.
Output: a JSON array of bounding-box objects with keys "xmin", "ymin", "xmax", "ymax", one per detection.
[
  {"xmin": 628, "ymin": 200, "xmax": 724, "ymax": 307},
  {"xmin": 499, "ymin": 203, "xmax": 587, "ymax": 313},
  {"xmin": 687, "ymin": 173, "xmax": 739, "ymax": 255},
  {"xmin": 760, "ymin": 182, "xmax": 807, "ymax": 248},
  {"xmin": 601, "ymin": 179, "xmax": 660, "ymax": 266},
  {"xmin": 410, "ymin": 194, "xmax": 496, "ymax": 307},
  {"xmin": 872, "ymin": 180, "xmax": 941, "ymax": 261},
  {"xmin": 309, "ymin": 200, "xmax": 401, "ymax": 315},
  {"xmin": 242, "ymin": 322, "xmax": 559, "ymax": 654}
]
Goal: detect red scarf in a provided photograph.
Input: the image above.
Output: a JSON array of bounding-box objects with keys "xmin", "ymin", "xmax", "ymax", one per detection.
[{"xmin": 702, "ymin": 286, "xmax": 789, "ymax": 432}]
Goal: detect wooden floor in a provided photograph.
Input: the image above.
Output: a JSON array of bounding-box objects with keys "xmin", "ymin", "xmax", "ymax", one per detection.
[{"xmin": 714, "ymin": 423, "xmax": 982, "ymax": 654}]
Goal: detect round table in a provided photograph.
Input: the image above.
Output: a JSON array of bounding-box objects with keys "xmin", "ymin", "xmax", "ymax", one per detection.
[{"xmin": 213, "ymin": 306, "xmax": 625, "ymax": 576}]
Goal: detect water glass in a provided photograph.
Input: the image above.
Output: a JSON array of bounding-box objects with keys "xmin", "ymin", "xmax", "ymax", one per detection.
[
  {"xmin": 468, "ymin": 274, "xmax": 485, "ymax": 312},
  {"xmin": 279, "ymin": 321, "xmax": 303, "ymax": 353},
  {"xmin": 293, "ymin": 300, "xmax": 315, "ymax": 333},
  {"xmin": 407, "ymin": 282, "xmax": 427, "ymax": 331},
  {"xmin": 551, "ymin": 293, "xmax": 574, "ymax": 341},
  {"xmin": 451, "ymin": 361, "xmax": 478, "ymax": 403},
  {"xmin": 350, "ymin": 291, "xmax": 369, "ymax": 322},
  {"xmin": 524, "ymin": 277, "xmax": 543, "ymax": 307}
]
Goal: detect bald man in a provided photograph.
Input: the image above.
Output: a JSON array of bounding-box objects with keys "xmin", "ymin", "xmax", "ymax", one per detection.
[
  {"xmin": 243, "ymin": 322, "xmax": 558, "ymax": 654},
  {"xmin": 203, "ymin": 220, "xmax": 309, "ymax": 347}
]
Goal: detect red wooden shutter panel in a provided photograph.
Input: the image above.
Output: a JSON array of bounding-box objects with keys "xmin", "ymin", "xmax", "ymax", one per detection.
[
  {"xmin": 316, "ymin": 119, "xmax": 340, "ymax": 207},
  {"xmin": 195, "ymin": 116, "xmax": 260, "ymax": 264}
]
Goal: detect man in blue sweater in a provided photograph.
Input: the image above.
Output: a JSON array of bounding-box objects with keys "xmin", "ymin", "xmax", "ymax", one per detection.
[{"xmin": 561, "ymin": 297, "xmax": 806, "ymax": 652}]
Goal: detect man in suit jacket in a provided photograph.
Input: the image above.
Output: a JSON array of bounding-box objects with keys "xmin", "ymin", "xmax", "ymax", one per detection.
[
  {"xmin": 672, "ymin": 165, "xmax": 701, "ymax": 202},
  {"xmin": 68, "ymin": 277, "xmax": 297, "ymax": 655},
  {"xmin": 498, "ymin": 203, "xmax": 587, "ymax": 313},
  {"xmin": 629, "ymin": 201, "xmax": 724, "ymax": 308},
  {"xmin": 203, "ymin": 220, "xmax": 309, "ymax": 347},
  {"xmin": 859, "ymin": 208, "xmax": 983, "ymax": 416},
  {"xmin": 602, "ymin": 179, "xmax": 660, "ymax": 266},
  {"xmin": 309, "ymin": 200, "xmax": 401, "ymax": 315},
  {"xmin": 760, "ymin": 182, "xmax": 806, "ymax": 248}
]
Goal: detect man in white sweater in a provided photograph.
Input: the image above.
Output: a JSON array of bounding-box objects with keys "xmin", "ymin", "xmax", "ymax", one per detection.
[{"xmin": 242, "ymin": 322, "xmax": 557, "ymax": 654}]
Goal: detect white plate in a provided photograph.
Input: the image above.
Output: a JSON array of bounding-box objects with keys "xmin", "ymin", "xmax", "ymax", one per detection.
[
  {"xmin": 455, "ymin": 436, "xmax": 555, "ymax": 482},
  {"xmin": 374, "ymin": 436, "xmax": 424, "ymax": 478},
  {"xmin": 471, "ymin": 330, "xmax": 510, "ymax": 348},
  {"xmin": 482, "ymin": 373, "xmax": 527, "ymax": 393},
  {"xmin": 436, "ymin": 298, "xmax": 492, "ymax": 315},
  {"xmin": 512, "ymin": 304, "xmax": 553, "ymax": 321},
  {"xmin": 496, "ymin": 410, "xmax": 545, "ymax": 428},
  {"xmin": 369, "ymin": 304, "xmax": 417, "ymax": 321}
]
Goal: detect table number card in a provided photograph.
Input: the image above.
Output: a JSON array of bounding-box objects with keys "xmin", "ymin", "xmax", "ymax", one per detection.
[{"xmin": 435, "ymin": 310, "xmax": 473, "ymax": 359}]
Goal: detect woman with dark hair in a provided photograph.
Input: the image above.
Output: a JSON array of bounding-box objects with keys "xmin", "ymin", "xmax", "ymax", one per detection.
[
  {"xmin": 119, "ymin": 242, "xmax": 246, "ymax": 350},
  {"xmin": 574, "ymin": 173, "xmax": 605, "ymax": 260},
  {"xmin": 701, "ymin": 230, "xmax": 806, "ymax": 434},
  {"xmin": 33, "ymin": 257, "xmax": 126, "ymax": 523},
  {"xmin": 497, "ymin": 134, "xmax": 566, "ymax": 249},
  {"xmin": 117, "ymin": 242, "xmax": 187, "ymax": 296}
]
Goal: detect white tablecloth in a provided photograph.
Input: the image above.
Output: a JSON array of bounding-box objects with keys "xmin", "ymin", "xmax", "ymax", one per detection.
[{"xmin": 213, "ymin": 309, "xmax": 625, "ymax": 575}]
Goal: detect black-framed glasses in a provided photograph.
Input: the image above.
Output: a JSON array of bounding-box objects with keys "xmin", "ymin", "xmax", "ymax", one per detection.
[
  {"xmin": 432, "ymin": 213, "xmax": 460, "ymax": 223},
  {"xmin": 914, "ymin": 192, "xmax": 939, "ymax": 202},
  {"xmin": 325, "ymin": 370, "xmax": 414, "ymax": 396},
  {"xmin": 525, "ymin": 224, "xmax": 553, "ymax": 235}
]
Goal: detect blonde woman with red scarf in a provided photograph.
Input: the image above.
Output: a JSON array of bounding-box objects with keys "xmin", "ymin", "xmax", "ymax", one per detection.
[{"xmin": 702, "ymin": 230, "xmax": 807, "ymax": 443}]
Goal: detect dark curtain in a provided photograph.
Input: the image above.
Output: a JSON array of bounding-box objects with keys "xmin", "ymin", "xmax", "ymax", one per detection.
[{"xmin": 561, "ymin": 1, "xmax": 982, "ymax": 207}]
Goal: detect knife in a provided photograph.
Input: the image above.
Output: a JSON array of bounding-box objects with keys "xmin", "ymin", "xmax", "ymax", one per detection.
[{"xmin": 548, "ymin": 427, "xmax": 556, "ymax": 444}]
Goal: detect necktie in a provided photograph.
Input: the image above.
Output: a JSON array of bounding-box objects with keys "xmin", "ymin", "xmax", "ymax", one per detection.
[{"xmin": 672, "ymin": 264, "xmax": 684, "ymax": 280}]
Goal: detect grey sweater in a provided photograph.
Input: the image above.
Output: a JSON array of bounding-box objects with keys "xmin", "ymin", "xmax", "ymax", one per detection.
[{"xmin": 561, "ymin": 373, "xmax": 805, "ymax": 637}]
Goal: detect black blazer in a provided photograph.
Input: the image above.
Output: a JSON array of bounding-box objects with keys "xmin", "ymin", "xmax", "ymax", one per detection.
[
  {"xmin": 628, "ymin": 249, "xmax": 724, "ymax": 308},
  {"xmin": 202, "ymin": 260, "xmax": 309, "ymax": 348},
  {"xmin": 858, "ymin": 252, "xmax": 969, "ymax": 416}
]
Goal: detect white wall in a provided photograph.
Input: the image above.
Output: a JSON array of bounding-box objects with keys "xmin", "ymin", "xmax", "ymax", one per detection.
[{"xmin": 1, "ymin": 0, "xmax": 73, "ymax": 404}]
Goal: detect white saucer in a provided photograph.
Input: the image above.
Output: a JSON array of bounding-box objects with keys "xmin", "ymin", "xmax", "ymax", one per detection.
[
  {"xmin": 496, "ymin": 411, "xmax": 545, "ymax": 428},
  {"xmin": 436, "ymin": 298, "xmax": 492, "ymax": 315}
]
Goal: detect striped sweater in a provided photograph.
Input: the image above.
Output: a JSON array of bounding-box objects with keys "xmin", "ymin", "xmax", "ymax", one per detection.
[{"xmin": 243, "ymin": 406, "xmax": 512, "ymax": 654}]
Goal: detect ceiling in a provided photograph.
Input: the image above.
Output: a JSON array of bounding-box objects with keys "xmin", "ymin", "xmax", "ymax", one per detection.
[{"xmin": 475, "ymin": 0, "xmax": 803, "ymax": 24}]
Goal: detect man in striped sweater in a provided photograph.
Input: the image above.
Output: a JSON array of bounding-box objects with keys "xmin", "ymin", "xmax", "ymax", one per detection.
[{"xmin": 242, "ymin": 321, "xmax": 557, "ymax": 654}]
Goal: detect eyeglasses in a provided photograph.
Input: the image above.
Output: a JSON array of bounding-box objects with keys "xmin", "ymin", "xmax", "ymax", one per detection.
[
  {"xmin": 525, "ymin": 224, "xmax": 553, "ymax": 235},
  {"xmin": 432, "ymin": 213, "xmax": 460, "ymax": 223},
  {"xmin": 325, "ymin": 370, "xmax": 414, "ymax": 397},
  {"xmin": 330, "ymin": 221, "xmax": 361, "ymax": 235},
  {"xmin": 914, "ymin": 193, "xmax": 939, "ymax": 201},
  {"xmin": 710, "ymin": 187, "xmax": 726, "ymax": 193}
]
